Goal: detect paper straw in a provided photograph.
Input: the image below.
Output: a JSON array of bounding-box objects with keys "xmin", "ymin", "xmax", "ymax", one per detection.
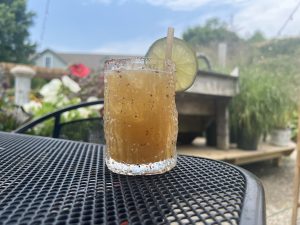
[{"xmin": 165, "ymin": 27, "xmax": 174, "ymax": 62}]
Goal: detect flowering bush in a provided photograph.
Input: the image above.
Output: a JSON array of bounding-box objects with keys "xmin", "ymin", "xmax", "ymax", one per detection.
[
  {"xmin": 24, "ymin": 76, "xmax": 102, "ymax": 137},
  {"xmin": 291, "ymin": 111, "xmax": 299, "ymax": 142},
  {"xmin": 0, "ymin": 83, "xmax": 28, "ymax": 131},
  {"xmin": 69, "ymin": 64, "xmax": 90, "ymax": 78}
]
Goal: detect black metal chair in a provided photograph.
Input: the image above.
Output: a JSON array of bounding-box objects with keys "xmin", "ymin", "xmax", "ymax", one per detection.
[{"xmin": 14, "ymin": 100, "xmax": 105, "ymax": 144}]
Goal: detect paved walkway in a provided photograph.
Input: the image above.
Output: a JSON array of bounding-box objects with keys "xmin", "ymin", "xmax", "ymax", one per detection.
[{"xmin": 243, "ymin": 152, "xmax": 297, "ymax": 225}]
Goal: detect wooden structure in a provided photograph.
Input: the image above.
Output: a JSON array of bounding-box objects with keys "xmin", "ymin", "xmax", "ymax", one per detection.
[
  {"xmin": 176, "ymin": 70, "xmax": 239, "ymax": 150},
  {"xmin": 2, "ymin": 62, "xmax": 238, "ymax": 150},
  {"xmin": 0, "ymin": 62, "xmax": 67, "ymax": 79},
  {"xmin": 178, "ymin": 138, "xmax": 295, "ymax": 166},
  {"xmin": 291, "ymin": 107, "xmax": 300, "ymax": 225}
]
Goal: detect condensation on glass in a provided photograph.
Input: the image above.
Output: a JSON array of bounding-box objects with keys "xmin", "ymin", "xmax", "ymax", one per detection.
[{"xmin": 104, "ymin": 57, "xmax": 178, "ymax": 175}]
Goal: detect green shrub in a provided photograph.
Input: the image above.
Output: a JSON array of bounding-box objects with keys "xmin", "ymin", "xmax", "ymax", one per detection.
[{"xmin": 24, "ymin": 76, "xmax": 102, "ymax": 137}]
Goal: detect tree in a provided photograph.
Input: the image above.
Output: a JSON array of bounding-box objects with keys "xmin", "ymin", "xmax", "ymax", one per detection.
[
  {"xmin": 247, "ymin": 31, "xmax": 265, "ymax": 43},
  {"xmin": 0, "ymin": 0, "xmax": 36, "ymax": 63},
  {"xmin": 182, "ymin": 18, "xmax": 241, "ymax": 46}
]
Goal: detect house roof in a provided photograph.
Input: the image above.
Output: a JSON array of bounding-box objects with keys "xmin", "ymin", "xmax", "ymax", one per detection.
[
  {"xmin": 33, "ymin": 48, "xmax": 141, "ymax": 71},
  {"xmin": 56, "ymin": 52, "xmax": 123, "ymax": 71},
  {"xmin": 30, "ymin": 49, "xmax": 68, "ymax": 65}
]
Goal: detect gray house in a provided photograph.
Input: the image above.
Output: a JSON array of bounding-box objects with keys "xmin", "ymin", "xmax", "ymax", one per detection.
[{"xmin": 31, "ymin": 49, "xmax": 139, "ymax": 71}]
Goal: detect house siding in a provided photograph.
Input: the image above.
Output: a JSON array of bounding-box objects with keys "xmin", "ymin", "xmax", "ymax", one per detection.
[{"xmin": 34, "ymin": 51, "xmax": 67, "ymax": 69}]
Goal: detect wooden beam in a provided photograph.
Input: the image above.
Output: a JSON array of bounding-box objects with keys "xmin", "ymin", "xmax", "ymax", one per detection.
[
  {"xmin": 291, "ymin": 106, "xmax": 300, "ymax": 225},
  {"xmin": 176, "ymin": 93, "xmax": 215, "ymax": 116},
  {"xmin": 186, "ymin": 71, "xmax": 239, "ymax": 97},
  {"xmin": 177, "ymin": 140, "xmax": 295, "ymax": 165},
  {"xmin": 216, "ymin": 99, "xmax": 230, "ymax": 150},
  {"xmin": 0, "ymin": 62, "xmax": 67, "ymax": 79}
]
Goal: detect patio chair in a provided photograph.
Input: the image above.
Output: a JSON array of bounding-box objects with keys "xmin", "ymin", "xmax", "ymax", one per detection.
[
  {"xmin": 291, "ymin": 106, "xmax": 300, "ymax": 225},
  {"xmin": 14, "ymin": 99, "xmax": 195, "ymax": 146},
  {"xmin": 14, "ymin": 100, "xmax": 105, "ymax": 144}
]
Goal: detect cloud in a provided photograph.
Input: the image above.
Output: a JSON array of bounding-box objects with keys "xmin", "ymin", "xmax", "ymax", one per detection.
[
  {"xmin": 144, "ymin": 0, "xmax": 214, "ymax": 11},
  {"xmin": 88, "ymin": 0, "xmax": 112, "ymax": 4},
  {"xmin": 84, "ymin": 0, "xmax": 224, "ymax": 10},
  {"xmin": 92, "ymin": 38, "xmax": 153, "ymax": 55},
  {"xmin": 82, "ymin": 0, "xmax": 129, "ymax": 5},
  {"xmin": 154, "ymin": 0, "xmax": 300, "ymax": 37},
  {"xmin": 157, "ymin": 0, "xmax": 300, "ymax": 37},
  {"xmin": 85, "ymin": 0, "xmax": 250, "ymax": 11},
  {"xmin": 234, "ymin": 0, "xmax": 300, "ymax": 37}
]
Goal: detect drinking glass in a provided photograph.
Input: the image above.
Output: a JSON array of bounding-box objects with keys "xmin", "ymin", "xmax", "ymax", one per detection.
[{"xmin": 104, "ymin": 57, "xmax": 178, "ymax": 175}]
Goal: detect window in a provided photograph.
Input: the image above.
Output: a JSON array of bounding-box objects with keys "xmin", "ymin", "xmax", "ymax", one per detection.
[{"xmin": 44, "ymin": 56, "xmax": 52, "ymax": 68}]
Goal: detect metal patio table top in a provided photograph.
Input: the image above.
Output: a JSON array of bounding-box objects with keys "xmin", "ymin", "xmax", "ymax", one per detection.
[{"xmin": 0, "ymin": 132, "xmax": 265, "ymax": 225}]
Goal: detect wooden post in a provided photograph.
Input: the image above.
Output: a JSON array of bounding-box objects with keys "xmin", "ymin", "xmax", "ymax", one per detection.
[
  {"xmin": 292, "ymin": 106, "xmax": 300, "ymax": 225},
  {"xmin": 216, "ymin": 99, "xmax": 230, "ymax": 150},
  {"xmin": 218, "ymin": 42, "xmax": 227, "ymax": 68}
]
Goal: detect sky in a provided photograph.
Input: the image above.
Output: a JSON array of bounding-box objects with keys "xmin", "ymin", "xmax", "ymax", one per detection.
[{"xmin": 27, "ymin": 0, "xmax": 300, "ymax": 55}]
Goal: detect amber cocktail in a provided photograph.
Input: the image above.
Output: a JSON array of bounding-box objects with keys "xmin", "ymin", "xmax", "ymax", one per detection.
[{"xmin": 104, "ymin": 58, "xmax": 178, "ymax": 175}]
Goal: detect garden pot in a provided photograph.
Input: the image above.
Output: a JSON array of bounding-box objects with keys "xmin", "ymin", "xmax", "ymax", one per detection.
[
  {"xmin": 270, "ymin": 128, "xmax": 291, "ymax": 147},
  {"xmin": 230, "ymin": 126, "xmax": 238, "ymax": 144},
  {"xmin": 177, "ymin": 132, "xmax": 198, "ymax": 145},
  {"xmin": 237, "ymin": 128, "xmax": 260, "ymax": 150},
  {"xmin": 206, "ymin": 121, "xmax": 216, "ymax": 147}
]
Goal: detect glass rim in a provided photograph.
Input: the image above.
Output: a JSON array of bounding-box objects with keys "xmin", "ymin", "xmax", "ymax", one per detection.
[
  {"xmin": 104, "ymin": 56, "xmax": 171, "ymax": 63},
  {"xmin": 104, "ymin": 57, "xmax": 175, "ymax": 73}
]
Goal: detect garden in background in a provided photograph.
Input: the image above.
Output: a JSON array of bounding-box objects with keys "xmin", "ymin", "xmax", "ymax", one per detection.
[{"xmin": 0, "ymin": 1, "xmax": 299, "ymax": 146}]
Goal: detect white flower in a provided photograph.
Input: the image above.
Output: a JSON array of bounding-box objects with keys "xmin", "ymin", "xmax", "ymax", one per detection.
[
  {"xmin": 23, "ymin": 101, "xmax": 42, "ymax": 113},
  {"xmin": 86, "ymin": 96, "xmax": 103, "ymax": 110},
  {"xmin": 43, "ymin": 95, "xmax": 58, "ymax": 103},
  {"xmin": 56, "ymin": 96, "xmax": 70, "ymax": 107},
  {"xmin": 87, "ymin": 96, "xmax": 98, "ymax": 102},
  {"xmin": 40, "ymin": 79, "xmax": 62, "ymax": 97},
  {"xmin": 62, "ymin": 76, "xmax": 81, "ymax": 93},
  {"xmin": 62, "ymin": 111, "xmax": 70, "ymax": 120},
  {"xmin": 77, "ymin": 108, "xmax": 90, "ymax": 118}
]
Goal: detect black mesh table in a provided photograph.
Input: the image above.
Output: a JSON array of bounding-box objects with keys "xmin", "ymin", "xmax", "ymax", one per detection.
[{"xmin": 0, "ymin": 132, "xmax": 265, "ymax": 225}]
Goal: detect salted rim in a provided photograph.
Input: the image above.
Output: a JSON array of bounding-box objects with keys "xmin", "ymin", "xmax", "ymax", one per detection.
[{"xmin": 104, "ymin": 57, "xmax": 175, "ymax": 74}]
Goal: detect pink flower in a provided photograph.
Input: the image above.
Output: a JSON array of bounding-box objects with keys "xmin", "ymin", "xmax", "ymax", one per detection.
[{"xmin": 69, "ymin": 64, "xmax": 90, "ymax": 78}]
